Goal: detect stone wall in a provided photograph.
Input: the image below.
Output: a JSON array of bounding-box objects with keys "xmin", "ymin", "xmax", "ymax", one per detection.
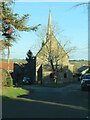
[{"xmin": 41, "ymin": 64, "xmax": 73, "ymax": 84}]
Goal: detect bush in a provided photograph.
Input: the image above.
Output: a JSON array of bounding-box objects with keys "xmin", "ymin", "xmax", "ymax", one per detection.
[
  {"xmin": 1, "ymin": 68, "xmax": 13, "ymax": 87},
  {"xmin": 6, "ymin": 72, "xmax": 13, "ymax": 87},
  {"xmin": 2, "ymin": 69, "xmax": 7, "ymax": 86}
]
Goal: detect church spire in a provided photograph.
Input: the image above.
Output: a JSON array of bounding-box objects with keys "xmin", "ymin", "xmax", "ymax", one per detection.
[
  {"xmin": 42, "ymin": 38, "xmax": 44, "ymax": 47},
  {"xmin": 46, "ymin": 10, "xmax": 53, "ymax": 41}
]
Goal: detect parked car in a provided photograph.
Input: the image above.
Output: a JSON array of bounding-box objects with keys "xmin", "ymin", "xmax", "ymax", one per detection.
[
  {"xmin": 22, "ymin": 77, "xmax": 32, "ymax": 85},
  {"xmin": 81, "ymin": 73, "xmax": 90, "ymax": 91}
]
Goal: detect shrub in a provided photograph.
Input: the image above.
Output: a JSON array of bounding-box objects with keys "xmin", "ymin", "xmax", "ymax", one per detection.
[
  {"xmin": 6, "ymin": 72, "xmax": 13, "ymax": 87},
  {"xmin": 1, "ymin": 68, "xmax": 13, "ymax": 87},
  {"xmin": 2, "ymin": 69, "xmax": 7, "ymax": 86}
]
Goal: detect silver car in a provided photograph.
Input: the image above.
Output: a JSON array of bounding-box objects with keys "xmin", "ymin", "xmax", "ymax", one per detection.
[
  {"xmin": 22, "ymin": 77, "xmax": 31, "ymax": 85},
  {"xmin": 81, "ymin": 73, "xmax": 90, "ymax": 91}
]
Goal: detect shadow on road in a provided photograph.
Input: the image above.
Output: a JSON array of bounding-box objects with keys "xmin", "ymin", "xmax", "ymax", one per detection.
[{"xmin": 2, "ymin": 84, "xmax": 89, "ymax": 118}]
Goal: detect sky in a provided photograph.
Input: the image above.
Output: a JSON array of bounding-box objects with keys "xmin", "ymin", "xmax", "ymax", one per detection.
[{"xmin": 4, "ymin": 2, "xmax": 88, "ymax": 60}]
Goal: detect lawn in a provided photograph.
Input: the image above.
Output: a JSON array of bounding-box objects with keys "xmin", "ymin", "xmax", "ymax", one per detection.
[{"xmin": 1, "ymin": 87, "xmax": 29, "ymax": 99}]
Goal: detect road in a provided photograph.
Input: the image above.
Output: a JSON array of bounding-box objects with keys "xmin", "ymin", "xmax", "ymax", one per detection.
[{"xmin": 2, "ymin": 83, "xmax": 89, "ymax": 118}]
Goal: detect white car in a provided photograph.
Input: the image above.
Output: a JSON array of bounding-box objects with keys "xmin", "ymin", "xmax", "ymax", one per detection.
[{"xmin": 81, "ymin": 73, "xmax": 90, "ymax": 91}]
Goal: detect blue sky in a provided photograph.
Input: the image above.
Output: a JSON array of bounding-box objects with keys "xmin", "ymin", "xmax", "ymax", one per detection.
[{"xmin": 6, "ymin": 2, "xmax": 88, "ymax": 60}]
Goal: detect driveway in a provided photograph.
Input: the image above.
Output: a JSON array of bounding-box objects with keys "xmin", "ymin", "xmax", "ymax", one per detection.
[{"xmin": 2, "ymin": 83, "xmax": 89, "ymax": 118}]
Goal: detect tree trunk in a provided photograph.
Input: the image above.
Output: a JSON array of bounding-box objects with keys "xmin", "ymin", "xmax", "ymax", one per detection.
[
  {"xmin": 56, "ymin": 60, "xmax": 58, "ymax": 70},
  {"xmin": 8, "ymin": 45, "xmax": 10, "ymax": 73},
  {"xmin": 50, "ymin": 59, "xmax": 54, "ymax": 72}
]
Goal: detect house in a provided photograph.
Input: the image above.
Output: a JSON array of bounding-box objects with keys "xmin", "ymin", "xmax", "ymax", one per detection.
[
  {"xmin": 0, "ymin": 62, "xmax": 14, "ymax": 72},
  {"xmin": 36, "ymin": 11, "xmax": 74, "ymax": 83}
]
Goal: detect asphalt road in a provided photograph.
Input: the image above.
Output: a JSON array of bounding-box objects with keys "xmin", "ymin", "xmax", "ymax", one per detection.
[{"xmin": 2, "ymin": 83, "xmax": 89, "ymax": 118}]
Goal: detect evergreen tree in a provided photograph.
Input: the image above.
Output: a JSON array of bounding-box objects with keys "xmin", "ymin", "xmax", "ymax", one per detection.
[
  {"xmin": 0, "ymin": 1, "xmax": 40, "ymax": 72},
  {"xmin": 26, "ymin": 50, "xmax": 33, "ymax": 63}
]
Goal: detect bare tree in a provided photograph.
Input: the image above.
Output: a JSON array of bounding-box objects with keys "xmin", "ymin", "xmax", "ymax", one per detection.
[
  {"xmin": 36, "ymin": 22, "xmax": 77, "ymax": 73},
  {"xmin": 73, "ymin": 2, "xmax": 89, "ymax": 8},
  {"xmin": 72, "ymin": 2, "xmax": 89, "ymax": 13},
  {"xmin": 36, "ymin": 21, "xmax": 63, "ymax": 43}
]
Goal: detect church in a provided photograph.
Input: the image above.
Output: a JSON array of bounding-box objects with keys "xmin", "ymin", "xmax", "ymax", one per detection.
[{"xmin": 36, "ymin": 11, "xmax": 74, "ymax": 83}]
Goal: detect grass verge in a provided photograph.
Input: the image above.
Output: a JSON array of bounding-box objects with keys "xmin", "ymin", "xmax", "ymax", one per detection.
[{"xmin": 1, "ymin": 87, "xmax": 29, "ymax": 100}]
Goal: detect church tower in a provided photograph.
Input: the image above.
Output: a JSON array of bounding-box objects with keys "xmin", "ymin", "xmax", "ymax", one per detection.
[{"xmin": 46, "ymin": 10, "xmax": 53, "ymax": 41}]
